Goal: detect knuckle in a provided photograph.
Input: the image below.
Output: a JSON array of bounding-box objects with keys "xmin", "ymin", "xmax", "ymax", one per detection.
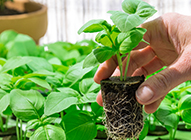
[
  {"xmin": 140, "ymin": 66, "xmax": 149, "ymax": 76},
  {"xmin": 153, "ymin": 72, "xmax": 171, "ymax": 91}
]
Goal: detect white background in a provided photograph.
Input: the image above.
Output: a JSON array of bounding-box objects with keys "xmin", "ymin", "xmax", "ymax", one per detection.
[{"xmin": 33, "ymin": 0, "xmax": 191, "ymax": 44}]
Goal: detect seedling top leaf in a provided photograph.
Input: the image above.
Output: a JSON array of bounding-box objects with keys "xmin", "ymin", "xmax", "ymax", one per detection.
[{"xmin": 78, "ymin": 0, "xmax": 157, "ymax": 81}]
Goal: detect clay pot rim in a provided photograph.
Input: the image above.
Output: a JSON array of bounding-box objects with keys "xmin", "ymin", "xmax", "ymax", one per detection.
[{"xmin": 0, "ymin": 1, "xmax": 47, "ymax": 20}]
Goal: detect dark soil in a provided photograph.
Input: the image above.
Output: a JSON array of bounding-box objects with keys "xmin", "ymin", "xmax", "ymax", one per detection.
[
  {"xmin": 101, "ymin": 75, "xmax": 145, "ymax": 140},
  {"xmin": 0, "ymin": 6, "xmax": 27, "ymax": 16}
]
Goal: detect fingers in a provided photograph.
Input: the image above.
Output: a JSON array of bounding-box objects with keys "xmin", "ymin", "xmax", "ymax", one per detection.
[
  {"xmin": 136, "ymin": 67, "xmax": 180, "ymax": 105},
  {"xmin": 132, "ymin": 56, "xmax": 165, "ymax": 76},
  {"xmin": 144, "ymin": 96, "xmax": 164, "ymax": 114},
  {"xmin": 96, "ymin": 91, "xmax": 103, "ymax": 106},
  {"xmin": 124, "ymin": 46, "xmax": 156, "ymax": 76},
  {"xmin": 136, "ymin": 47, "xmax": 191, "ymax": 113},
  {"xmin": 94, "ymin": 56, "xmax": 118, "ymax": 84}
]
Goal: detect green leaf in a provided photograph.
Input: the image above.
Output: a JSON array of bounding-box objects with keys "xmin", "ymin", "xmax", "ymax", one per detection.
[
  {"xmin": 80, "ymin": 93, "xmax": 97, "ymax": 103},
  {"xmin": 28, "ymin": 77, "xmax": 52, "ymax": 91},
  {"xmin": 95, "ymin": 28, "xmax": 120, "ymax": 47},
  {"xmin": 0, "ymin": 89, "xmax": 7, "ymax": 99},
  {"xmin": 24, "ymin": 70, "xmax": 55, "ymax": 78},
  {"xmin": 91, "ymin": 102, "xmax": 103, "ymax": 117},
  {"xmin": 139, "ymin": 120, "xmax": 149, "ymax": 140},
  {"xmin": 108, "ymin": 11, "xmax": 145, "ymax": 32},
  {"xmin": 79, "ymin": 78, "xmax": 100, "ymax": 95},
  {"xmin": 181, "ymin": 109, "xmax": 191, "ymax": 124},
  {"xmin": 27, "ymin": 57, "xmax": 53, "ymax": 72},
  {"xmin": 42, "ymin": 116, "xmax": 58, "ymax": 125},
  {"xmin": 83, "ymin": 52, "xmax": 99, "ymax": 68},
  {"xmin": 0, "ymin": 44, "xmax": 7, "ymax": 58},
  {"xmin": 47, "ymin": 43, "xmax": 68, "ymax": 61},
  {"xmin": 0, "ymin": 73, "xmax": 12, "ymax": 90},
  {"xmin": 78, "ymin": 19, "xmax": 111, "ymax": 34},
  {"xmin": 74, "ymin": 39, "xmax": 98, "ymax": 55},
  {"xmin": 30, "ymin": 124, "xmax": 66, "ymax": 140},
  {"xmin": 185, "ymin": 123, "xmax": 191, "ymax": 129},
  {"xmin": 109, "ymin": 0, "xmax": 156, "ymax": 32},
  {"xmin": 10, "ymin": 89, "xmax": 45, "ymax": 121},
  {"xmin": 118, "ymin": 28, "xmax": 147, "ymax": 54},
  {"xmin": 178, "ymin": 95, "xmax": 191, "ymax": 124},
  {"xmin": 122, "ymin": 0, "xmax": 140, "ymax": 14},
  {"xmin": 0, "ymin": 58, "xmax": 6, "ymax": 66},
  {"xmin": 61, "ymin": 111, "xmax": 97, "ymax": 140},
  {"xmin": 3, "ymin": 106, "xmax": 12, "ymax": 116},
  {"xmin": 95, "ymin": 30, "xmax": 112, "ymax": 47},
  {"xmin": 63, "ymin": 62, "xmax": 94, "ymax": 87},
  {"xmin": 48, "ymin": 57, "xmax": 62, "ymax": 65},
  {"xmin": 64, "ymin": 50, "xmax": 81, "ymax": 62},
  {"xmin": 83, "ymin": 46, "xmax": 116, "ymax": 68},
  {"xmin": 7, "ymin": 34, "xmax": 38, "ymax": 58},
  {"xmin": 0, "ymin": 30, "xmax": 18, "ymax": 45},
  {"xmin": 178, "ymin": 95, "xmax": 191, "ymax": 110},
  {"xmin": 154, "ymin": 104, "xmax": 179, "ymax": 129},
  {"xmin": 0, "ymin": 94, "xmax": 10, "ymax": 114},
  {"xmin": 164, "ymin": 113, "xmax": 179, "ymax": 128},
  {"xmin": 26, "ymin": 119, "xmax": 41, "ymax": 130},
  {"xmin": 44, "ymin": 88, "xmax": 80, "ymax": 116},
  {"xmin": 94, "ymin": 46, "xmax": 116, "ymax": 63},
  {"xmin": 122, "ymin": 0, "xmax": 157, "ymax": 19},
  {"xmin": 154, "ymin": 105, "xmax": 172, "ymax": 124},
  {"xmin": 135, "ymin": 1, "xmax": 157, "ymax": 18},
  {"xmin": 0, "ymin": 56, "xmax": 32, "ymax": 73}
]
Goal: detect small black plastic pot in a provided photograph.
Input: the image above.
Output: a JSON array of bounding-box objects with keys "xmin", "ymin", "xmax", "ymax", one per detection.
[
  {"xmin": 148, "ymin": 125, "xmax": 169, "ymax": 136},
  {"xmin": 100, "ymin": 75, "xmax": 145, "ymax": 140},
  {"xmin": 0, "ymin": 126, "xmax": 16, "ymax": 138}
]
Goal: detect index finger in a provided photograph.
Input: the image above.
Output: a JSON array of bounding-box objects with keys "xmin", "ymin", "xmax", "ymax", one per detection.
[{"xmin": 94, "ymin": 56, "xmax": 118, "ymax": 84}]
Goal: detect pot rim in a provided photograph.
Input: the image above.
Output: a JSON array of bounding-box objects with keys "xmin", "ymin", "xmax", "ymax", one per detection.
[
  {"xmin": 0, "ymin": 1, "xmax": 47, "ymax": 20},
  {"xmin": 101, "ymin": 75, "xmax": 145, "ymax": 84}
]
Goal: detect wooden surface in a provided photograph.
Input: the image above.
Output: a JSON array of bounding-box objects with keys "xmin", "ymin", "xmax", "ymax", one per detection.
[{"xmin": 33, "ymin": 0, "xmax": 191, "ymax": 44}]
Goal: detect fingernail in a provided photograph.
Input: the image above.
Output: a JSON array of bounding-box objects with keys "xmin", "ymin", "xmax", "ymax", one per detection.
[{"xmin": 136, "ymin": 86, "xmax": 153, "ymax": 102}]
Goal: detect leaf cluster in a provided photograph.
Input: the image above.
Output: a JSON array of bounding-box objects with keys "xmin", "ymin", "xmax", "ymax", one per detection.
[
  {"xmin": 78, "ymin": 0, "xmax": 157, "ymax": 81},
  {"xmin": 0, "ymin": 30, "xmax": 103, "ymax": 140}
]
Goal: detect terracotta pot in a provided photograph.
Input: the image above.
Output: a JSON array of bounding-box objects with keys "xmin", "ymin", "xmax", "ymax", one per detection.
[{"xmin": 0, "ymin": 0, "xmax": 48, "ymax": 44}]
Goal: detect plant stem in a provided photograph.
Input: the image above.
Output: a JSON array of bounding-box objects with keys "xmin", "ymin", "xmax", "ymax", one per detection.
[
  {"xmin": 172, "ymin": 128, "xmax": 177, "ymax": 140},
  {"xmin": 16, "ymin": 118, "xmax": 20, "ymax": 140},
  {"xmin": 103, "ymin": 26, "xmax": 124, "ymax": 81},
  {"xmin": 24, "ymin": 129, "xmax": 27, "ymax": 140},
  {"xmin": 124, "ymin": 51, "xmax": 131, "ymax": 81},
  {"xmin": 0, "ymin": 115, "xmax": 4, "ymax": 132},
  {"xmin": 20, "ymin": 119, "xmax": 23, "ymax": 140},
  {"xmin": 5, "ymin": 115, "xmax": 10, "ymax": 131},
  {"xmin": 116, "ymin": 52, "xmax": 123, "ymax": 81},
  {"xmin": 60, "ymin": 111, "xmax": 64, "ymax": 120}
]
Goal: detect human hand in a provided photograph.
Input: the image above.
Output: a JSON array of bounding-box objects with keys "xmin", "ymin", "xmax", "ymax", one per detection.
[{"xmin": 94, "ymin": 13, "xmax": 191, "ymax": 113}]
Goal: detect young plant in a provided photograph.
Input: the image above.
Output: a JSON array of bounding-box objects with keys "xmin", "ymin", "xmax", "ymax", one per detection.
[
  {"xmin": 78, "ymin": 0, "xmax": 157, "ymax": 139},
  {"xmin": 78, "ymin": 0, "xmax": 156, "ymax": 81}
]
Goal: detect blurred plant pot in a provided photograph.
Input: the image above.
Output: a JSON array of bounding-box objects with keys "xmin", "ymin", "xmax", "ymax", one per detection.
[
  {"xmin": 0, "ymin": 127, "xmax": 16, "ymax": 137},
  {"xmin": 148, "ymin": 125, "xmax": 169, "ymax": 136},
  {"xmin": 0, "ymin": 0, "xmax": 48, "ymax": 44}
]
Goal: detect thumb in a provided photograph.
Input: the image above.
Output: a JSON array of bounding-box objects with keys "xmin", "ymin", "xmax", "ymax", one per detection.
[{"xmin": 136, "ymin": 49, "xmax": 191, "ymax": 113}]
